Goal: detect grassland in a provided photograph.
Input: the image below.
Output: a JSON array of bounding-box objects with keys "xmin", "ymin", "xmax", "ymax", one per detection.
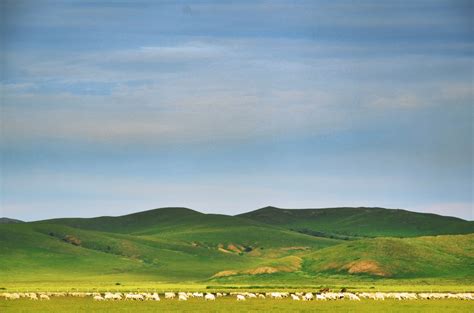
[
  {"xmin": 1, "ymin": 206, "xmax": 473, "ymax": 300},
  {"xmin": 1, "ymin": 297, "xmax": 473, "ymax": 313}
]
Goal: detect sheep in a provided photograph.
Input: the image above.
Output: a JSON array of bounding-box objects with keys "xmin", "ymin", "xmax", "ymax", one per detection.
[
  {"xmin": 205, "ymin": 293, "xmax": 216, "ymax": 301},
  {"xmin": 258, "ymin": 294, "xmax": 266, "ymax": 299},
  {"xmin": 316, "ymin": 294, "xmax": 326, "ymax": 301},
  {"xmin": 270, "ymin": 292, "xmax": 283, "ymax": 299},
  {"xmin": 178, "ymin": 294, "xmax": 188, "ymax": 301},
  {"xmin": 165, "ymin": 292, "xmax": 176, "ymax": 299},
  {"xmin": 28, "ymin": 293, "xmax": 38, "ymax": 300},
  {"xmin": 125, "ymin": 293, "xmax": 144, "ymax": 301},
  {"xmin": 93, "ymin": 295, "xmax": 105, "ymax": 301},
  {"xmin": 40, "ymin": 294, "xmax": 50, "ymax": 300},
  {"xmin": 236, "ymin": 294, "xmax": 246, "ymax": 301},
  {"xmin": 303, "ymin": 292, "xmax": 314, "ymax": 301},
  {"xmin": 291, "ymin": 294, "xmax": 300, "ymax": 301},
  {"xmin": 347, "ymin": 293, "xmax": 360, "ymax": 301}
]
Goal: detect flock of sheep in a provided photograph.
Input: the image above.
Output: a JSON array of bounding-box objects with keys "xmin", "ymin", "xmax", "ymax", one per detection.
[{"xmin": 2, "ymin": 291, "xmax": 473, "ymax": 302}]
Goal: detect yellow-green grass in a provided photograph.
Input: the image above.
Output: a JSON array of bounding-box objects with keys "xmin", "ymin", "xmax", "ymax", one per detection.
[{"xmin": 1, "ymin": 297, "xmax": 473, "ymax": 313}]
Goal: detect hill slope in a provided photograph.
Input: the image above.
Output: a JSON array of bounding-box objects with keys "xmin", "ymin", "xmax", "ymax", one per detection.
[
  {"xmin": 0, "ymin": 217, "xmax": 24, "ymax": 224},
  {"xmin": 303, "ymin": 233, "xmax": 474, "ymax": 279},
  {"xmin": 36, "ymin": 207, "xmax": 340, "ymax": 250},
  {"xmin": 238, "ymin": 206, "xmax": 474, "ymax": 237},
  {"xmin": 1, "ymin": 207, "xmax": 473, "ymax": 286}
]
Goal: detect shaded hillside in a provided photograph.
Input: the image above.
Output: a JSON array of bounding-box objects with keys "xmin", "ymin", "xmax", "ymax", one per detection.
[
  {"xmin": 36, "ymin": 207, "xmax": 340, "ymax": 250},
  {"xmin": 0, "ymin": 217, "xmax": 24, "ymax": 224},
  {"xmin": 36, "ymin": 207, "xmax": 204, "ymax": 234},
  {"xmin": 238, "ymin": 206, "xmax": 474, "ymax": 237}
]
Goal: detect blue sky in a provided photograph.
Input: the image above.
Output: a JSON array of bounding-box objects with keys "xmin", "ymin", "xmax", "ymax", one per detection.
[{"xmin": 1, "ymin": 0, "xmax": 472, "ymax": 221}]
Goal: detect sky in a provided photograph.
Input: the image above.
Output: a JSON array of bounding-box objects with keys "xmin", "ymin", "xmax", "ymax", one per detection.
[{"xmin": 0, "ymin": 0, "xmax": 472, "ymax": 221}]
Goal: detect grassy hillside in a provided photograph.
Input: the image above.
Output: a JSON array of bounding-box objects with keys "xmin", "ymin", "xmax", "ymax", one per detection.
[
  {"xmin": 1, "ymin": 207, "xmax": 473, "ymax": 288},
  {"xmin": 303, "ymin": 234, "xmax": 474, "ymax": 279},
  {"xmin": 238, "ymin": 206, "xmax": 474, "ymax": 237},
  {"xmin": 0, "ymin": 210, "xmax": 340, "ymax": 285},
  {"xmin": 36, "ymin": 208, "xmax": 340, "ymax": 251}
]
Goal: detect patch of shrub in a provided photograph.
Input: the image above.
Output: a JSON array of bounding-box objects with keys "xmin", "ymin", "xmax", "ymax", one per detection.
[{"xmin": 63, "ymin": 235, "xmax": 81, "ymax": 246}]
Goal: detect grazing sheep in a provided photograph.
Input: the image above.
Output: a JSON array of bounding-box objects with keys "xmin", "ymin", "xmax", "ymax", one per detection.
[
  {"xmin": 165, "ymin": 292, "xmax": 176, "ymax": 299},
  {"xmin": 93, "ymin": 295, "xmax": 105, "ymax": 301},
  {"xmin": 347, "ymin": 293, "xmax": 360, "ymax": 301},
  {"xmin": 236, "ymin": 294, "xmax": 246, "ymax": 301},
  {"xmin": 178, "ymin": 294, "xmax": 188, "ymax": 301},
  {"xmin": 125, "ymin": 293, "xmax": 144, "ymax": 301},
  {"xmin": 40, "ymin": 294, "xmax": 50, "ymax": 300},
  {"xmin": 28, "ymin": 293, "xmax": 38, "ymax": 300},
  {"xmin": 375, "ymin": 292, "xmax": 385, "ymax": 300},
  {"xmin": 258, "ymin": 294, "xmax": 266, "ymax": 299},
  {"xmin": 316, "ymin": 294, "xmax": 326, "ymax": 301},
  {"xmin": 303, "ymin": 292, "xmax": 314, "ymax": 301},
  {"xmin": 291, "ymin": 294, "xmax": 300, "ymax": 301},
  {"xmin": 205, "ymin": 293, "xmax": 216, "ymax": 301}
]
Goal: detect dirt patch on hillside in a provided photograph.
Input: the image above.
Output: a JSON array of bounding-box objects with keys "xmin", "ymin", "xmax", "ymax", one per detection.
[
  {"xmin": 63, "ymin": 235, "xmax": 81, "ymax": 246},
  {"xmin": 212, "ymin": 270, "xmax": 239, "ymax": 278},
  {"xmin": 243, "ymin": 266, "xmax": 279, "ymax": 275},
  {"xmin": 218, "ymin": 247, "xmax": 233, "ymax": 254},
  {"xmin": 281, "ymin": 246, "xmax": 310, "ymax": 251},
  {"xmin": 227, "ymin": 244, "xmax": 242, "ymax": 253},
  {"xmin": 345, "ymin": 260, "xmax": 389, "ymax": 277}
]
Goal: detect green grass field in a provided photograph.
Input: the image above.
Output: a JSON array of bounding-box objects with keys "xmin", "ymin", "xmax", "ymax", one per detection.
[{"xmin": 1, "ymin": 297, "xmax": 473, "ymax": 313}]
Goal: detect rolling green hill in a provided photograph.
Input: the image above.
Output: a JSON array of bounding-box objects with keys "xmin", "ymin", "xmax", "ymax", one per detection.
[
  {"xmin": 303, "ymin": 234, "xmax": 474, "ymax": 279},
  {"xmin": 238, "ymin": 206, "xmax": 474, "ymax": 237},
  {"xmin": 1, "ymin": 206, "xmax": 473, "ymax": 288}
]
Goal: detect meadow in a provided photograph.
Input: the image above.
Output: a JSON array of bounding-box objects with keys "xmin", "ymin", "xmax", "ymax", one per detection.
[{"xmin": 1, "ymin": 297, "xmax": 473, "ymax": 313}]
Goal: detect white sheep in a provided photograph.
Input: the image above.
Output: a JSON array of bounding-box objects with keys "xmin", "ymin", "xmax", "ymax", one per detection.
[
  {"xmin": 40, "ymin": 294, "xmax": 50, "ymax": 300},
  {"xmin": 165, "ymin": 292, "xmax": 176, "ymax": 299},
  {"xmin": 316, "ymin": 294, "xmax": 326, "ymax": 301},
  {"xmin": 205, "ymin": 293, "xmax": 216, "ymax": 301},
  {"xmin": 303, "ymin": 292, "xmax": 313, "ymax": 301},
  {"xmin": 347, "ymin": 293, "xmax": 360, "ymax": 301},
  {"xmin": 291, "ymin": 294, "xmax": 300, "ymax": 301},
  {"xmin": 236, "ymin": 294, "xmax": 246, "ymax": 301}
]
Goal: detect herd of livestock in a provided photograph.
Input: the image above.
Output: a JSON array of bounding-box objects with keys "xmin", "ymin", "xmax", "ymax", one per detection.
[{"xmin": 1, "ymin": 291, "xmax": 473, "ymax": 302}]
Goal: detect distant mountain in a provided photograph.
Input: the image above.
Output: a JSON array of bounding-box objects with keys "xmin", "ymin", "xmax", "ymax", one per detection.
[
  {"xmin": 0, "ymin": 217, "xmax": 24, "ymax": 224},
  {"xmin": 237, "ymin": 206, "xmax": 474, "ymax": 237}
]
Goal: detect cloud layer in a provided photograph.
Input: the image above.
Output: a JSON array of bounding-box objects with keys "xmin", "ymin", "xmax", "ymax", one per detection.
[{"xmin": 1, "ymin": 1, "xmax": 472, "ymax": 220}]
